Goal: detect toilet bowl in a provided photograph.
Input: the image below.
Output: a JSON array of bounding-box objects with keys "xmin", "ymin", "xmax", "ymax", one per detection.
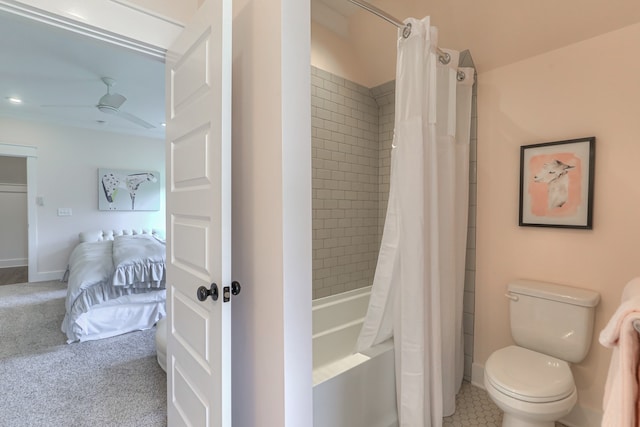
[
  {"xmin": 155, "ymin": 316, "xmax": 167, "ymax": 372},
  {"xmin": 484, "ymin": 346, "xmax": 577, "ymax": 427},
  {"xmin": 485, "ymin": 280, "xmax": 600, "ymax": 427}
]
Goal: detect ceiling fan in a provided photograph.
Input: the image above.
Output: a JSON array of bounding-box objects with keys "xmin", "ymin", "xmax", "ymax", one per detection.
[{"xmin": 43, "ymin": 77, "xmax": 156, "ymax": 129}]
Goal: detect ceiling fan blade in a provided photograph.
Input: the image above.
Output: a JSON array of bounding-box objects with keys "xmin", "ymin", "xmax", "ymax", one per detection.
[
  {"xmin": 40, "ymin": 104, "xmax": 94, "ymax": 108},
  {"xmin": 116, "ymin": 110, "xmax": 156, "ymax": 129},
  {"xmin": 98, "ymin": 93, "xmax": 126, "ymax": 109}
]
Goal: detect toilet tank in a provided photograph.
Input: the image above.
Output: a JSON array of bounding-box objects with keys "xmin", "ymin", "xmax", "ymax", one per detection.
[{"xmin": 508, "ymin": 279, "xmax": 600, "ymax": 363}]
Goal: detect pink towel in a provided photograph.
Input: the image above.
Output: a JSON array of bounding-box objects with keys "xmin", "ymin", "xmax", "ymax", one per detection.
[{"xmin": 600, "ymin": 277, "xmax": 640, "ymax": 427}]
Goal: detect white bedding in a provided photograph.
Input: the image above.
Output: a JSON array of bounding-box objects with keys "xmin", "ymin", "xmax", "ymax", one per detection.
[
  {"xmin": 61, "ymin": 230, "xmax": 166, "ymax": 343},
  {"xmin": 112, "ymin": 234, "xmax": 166, "ymax": 288}
]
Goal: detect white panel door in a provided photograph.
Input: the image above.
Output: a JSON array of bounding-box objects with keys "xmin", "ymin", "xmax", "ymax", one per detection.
[{"xmin": 165, "ymin": 0, "xmax": 232, "ymax": 425}]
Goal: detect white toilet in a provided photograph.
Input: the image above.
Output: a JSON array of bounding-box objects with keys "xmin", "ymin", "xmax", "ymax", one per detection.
[{"xmin": 484, "ymin": 279, "xmax": 600, "ymax": 427}]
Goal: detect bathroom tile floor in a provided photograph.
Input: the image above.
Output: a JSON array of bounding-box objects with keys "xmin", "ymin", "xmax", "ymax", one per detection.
[{"xmin": 443, "ymin": 382, "xmax": 568, "ymax": 426}]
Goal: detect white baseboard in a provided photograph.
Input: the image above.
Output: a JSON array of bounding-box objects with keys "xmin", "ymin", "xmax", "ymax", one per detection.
[
  {"xmin": 560, "ymin": 404, "xmax": 602, "ymax": 427},
  {"xmin": 30, "ymin": 270, "xmax": 66, "ymax": 282},
  {"xmin": 0, "ymin": 183, "xmax": 26, "ymax": 193},
  {"xmin": 471, "ymin": 362, "xmax": 602, "ymax": 427},
  {"xmin": 0, "ymin": 258, "xmax": 27, "ymax": 268},
  {"xmin": 471, "ymin": 362, "xmax": 485, "ymax": 389}
]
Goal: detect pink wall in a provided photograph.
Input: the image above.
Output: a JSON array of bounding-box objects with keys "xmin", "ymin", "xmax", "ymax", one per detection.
[
  {"xmin": 311, "ymin": 22, "xmax": 371, "ymax": 87},
  {"xmin": 231, "ymin": 0, "xmax": 312, "ymax": 425},
  {"xmin": 476, "ymin": 22, "xmax": 640, "ymax": 413}
]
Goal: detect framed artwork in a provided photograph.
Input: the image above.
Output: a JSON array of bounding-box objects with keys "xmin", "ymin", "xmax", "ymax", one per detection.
[
  {"xmin": 98, "ymin": 168, "xmax": 160, "ymax": 211},
  {"xmin": 519, "ymin": 137, "xmax": 595, "ymax": 229}
]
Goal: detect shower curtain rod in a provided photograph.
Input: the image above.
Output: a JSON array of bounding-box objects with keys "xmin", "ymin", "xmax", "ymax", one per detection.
[{"xmin": 347, "ymin": 0, "xmax": 452, "ymax": 65}]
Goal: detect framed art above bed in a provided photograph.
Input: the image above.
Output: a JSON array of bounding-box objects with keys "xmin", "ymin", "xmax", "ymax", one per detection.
[{"xmin": 98, "ymin": 168, "xmax": 161, "ymax": 211}]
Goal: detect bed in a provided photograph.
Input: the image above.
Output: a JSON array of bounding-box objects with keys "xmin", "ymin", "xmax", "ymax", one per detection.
[{"xmin": 61, "ymin": 229, "xmax": 167, "ymax": 343}]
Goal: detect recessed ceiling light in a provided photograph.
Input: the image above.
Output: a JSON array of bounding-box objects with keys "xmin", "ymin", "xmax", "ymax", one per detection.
[
  {"xmin": 161, "ymin": 123, "xmax": 166, "ymax": 127},
  {"xmin": 7, "ymin": 97, "xmax": 23, "ymax": 104}
]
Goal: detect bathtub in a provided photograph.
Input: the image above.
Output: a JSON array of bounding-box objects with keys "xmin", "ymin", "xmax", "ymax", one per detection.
[{"xmin": 313, "ymin": 286, "xmax": 398, "ymax": 427}]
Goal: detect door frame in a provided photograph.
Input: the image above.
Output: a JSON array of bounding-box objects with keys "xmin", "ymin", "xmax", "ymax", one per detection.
[
  {"xmin": 0, "ymin": 0, "xmax": 183, "ymax": 55},
  {"xmin": 0, "ymin": 143, "xmax": 36, "ymax": 282}
]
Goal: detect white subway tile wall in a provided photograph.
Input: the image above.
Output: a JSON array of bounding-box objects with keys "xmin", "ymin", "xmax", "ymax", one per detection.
[
  {"xmin": 311, "ymin": 66, "xmax": 381, "ymax": 299},
  {"xmin": 311, "ymin": 53, "xmax": 477, "ymax": 381}
]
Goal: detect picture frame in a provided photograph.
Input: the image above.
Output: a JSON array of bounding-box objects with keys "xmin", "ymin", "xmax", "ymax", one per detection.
[
  {"xmin": 519, "ymin": 137, "xmax": 595, "ymax": 229},
  {"xmin": 98, "ymin": 168, "xmax": 161, "ymax": 211}
]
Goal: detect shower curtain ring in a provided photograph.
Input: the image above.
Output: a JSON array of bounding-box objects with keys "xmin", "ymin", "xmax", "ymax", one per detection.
[
  {"xmin": 438, "ymin": 52, "xmax": 451, "ymax": 65},
  {"xmin": 402, "ymin": 22, "xmax": 412, "ymax": 38}
]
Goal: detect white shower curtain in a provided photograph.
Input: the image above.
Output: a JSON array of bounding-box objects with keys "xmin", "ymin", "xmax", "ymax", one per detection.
[{"xmin": 356, "ymin": 16, "xmax": 474, "ymax": 427}]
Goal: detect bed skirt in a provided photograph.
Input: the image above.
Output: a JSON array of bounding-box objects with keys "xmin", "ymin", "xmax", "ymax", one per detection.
[{"xmin": 62, "ymin": 289, "xmax": 166, "ymax": 343}]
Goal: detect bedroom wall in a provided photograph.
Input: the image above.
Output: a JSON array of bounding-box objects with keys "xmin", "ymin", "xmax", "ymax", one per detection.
[{"xmin": 0, "ymin": 116, "xmax": 165, "ymax": 281}]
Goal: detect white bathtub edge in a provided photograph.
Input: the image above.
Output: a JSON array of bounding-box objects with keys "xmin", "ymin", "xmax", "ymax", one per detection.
[
  {"xmin": 313, "ymin": 287, "xmax": 397, "ymax": 427},
  {"xmin": 312, "ymin": 285, "xmax": 372, "ymax": 310},
  {"xmin": 312, "ymin": 317, "xmax": 365, "ymax": 340},
  {"xmin": 360, "ymin": 338, "xmax": 394, "ymax": 358},
  {"xmin": 313, "ymin": 352, "xmax": 370, "ymax": 386}
]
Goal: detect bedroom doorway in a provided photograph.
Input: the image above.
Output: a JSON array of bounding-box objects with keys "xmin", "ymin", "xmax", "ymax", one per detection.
[
  {"xmin": 0, "ymin": 144, "xmax": 37, "ymax": 283},
  {"xmin": 0, "ymin": 155, "xmax": 27, "ymax": 285},
  {"xmin": 1, "ymin": 1, "xmax": 313, "ymax": 424}
]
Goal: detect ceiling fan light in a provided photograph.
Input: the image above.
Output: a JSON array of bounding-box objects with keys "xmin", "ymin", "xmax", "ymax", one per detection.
[
  {"xmin": 98, "ymin": 92, "xmax": 126, "ymax": 109},
  {"xmin": 97, "ymin": 104, "xmax": 118, "ymax": 115}
]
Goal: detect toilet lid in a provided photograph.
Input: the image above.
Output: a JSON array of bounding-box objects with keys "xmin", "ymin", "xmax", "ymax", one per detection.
[{"xmin": 485, "ymin": 346, "xmax": 575, "ymax": 403}]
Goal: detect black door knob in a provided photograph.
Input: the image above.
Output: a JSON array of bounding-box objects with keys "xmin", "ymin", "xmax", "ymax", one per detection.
[
  {"xmin": 231, "ymin": 281, "xmax": 241, "ymax": 296},
  {"xmin": 197, "ymin": 283, "xmax": 219, "ymax": 301}
]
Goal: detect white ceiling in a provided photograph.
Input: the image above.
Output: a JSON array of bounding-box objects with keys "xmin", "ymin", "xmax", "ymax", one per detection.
[{"xmin": 0, "ymin": 10, "xmax": 166, "ymax": 140}]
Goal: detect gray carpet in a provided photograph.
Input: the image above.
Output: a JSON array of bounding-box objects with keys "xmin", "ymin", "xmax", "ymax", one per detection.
[{"xmin": 0, "ymin": 281, "xmax": 167, "ymax": 427}]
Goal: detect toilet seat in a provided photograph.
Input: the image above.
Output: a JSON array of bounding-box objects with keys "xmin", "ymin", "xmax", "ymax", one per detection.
[{"xmin": 485, "ymin": 346, "xmax": 574, "ymax": 403}]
